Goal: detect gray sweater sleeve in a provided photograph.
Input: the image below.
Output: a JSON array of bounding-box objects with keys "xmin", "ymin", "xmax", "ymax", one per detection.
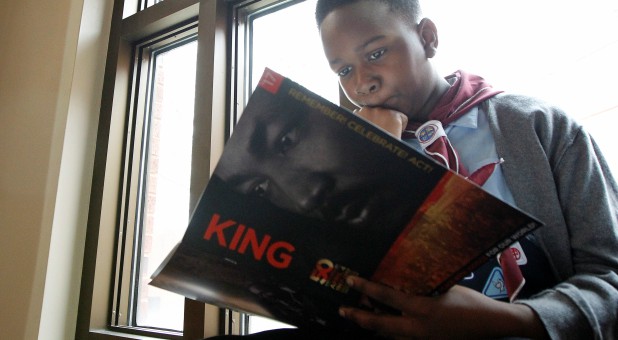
[{"xmin": 485, "ymin": 94, "xmax": 618, "ymax": 339}]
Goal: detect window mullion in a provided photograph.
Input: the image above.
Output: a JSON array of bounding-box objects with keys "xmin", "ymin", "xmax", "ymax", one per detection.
[{"xmin": 179, "ymin": 0, "xmax": 231, "ymax": 337}]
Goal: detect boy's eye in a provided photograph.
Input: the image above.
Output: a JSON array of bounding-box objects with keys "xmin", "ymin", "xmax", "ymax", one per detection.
[
  {"xmin": 337, "ymin": 66, "xmax": 352, "ymax": 77},
  {"xmin": 368, "ymin": 49, "xmax": 386, "ymax": 61}
]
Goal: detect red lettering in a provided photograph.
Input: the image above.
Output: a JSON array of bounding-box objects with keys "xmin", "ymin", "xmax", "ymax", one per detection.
[
  {"xmin": 329, "ymin": 267, "xmax": 345, "ymax": 289},
  {"xmin": 203, "ymin": 213, "xmax": 295, "ymax": 269},
  {"xmin": 238, "ymin": 228, "xmax": 271, "ymax": 261},
  {"xmin": 267, "ymin": 241, "xmax": 295, "ymax": 269},
  {"xmin": 310, "ymin": 259, "xmax": 334, "ymax": 283},
  {"xmin": 203, "ymin": 213, "xmax": 235, "ymax": 246},
  {"xmin": 229, "ymin": 224, "xmax": 246, "ymax": 250},
  {"xmin": 309, "ymin": 259, "xmax": 357, "ymax": 293}
]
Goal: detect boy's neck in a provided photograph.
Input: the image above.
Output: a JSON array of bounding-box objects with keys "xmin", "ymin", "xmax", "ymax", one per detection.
[{"xmin": 412, "ymin": 76, "xmax": 451, "ymax": 123}]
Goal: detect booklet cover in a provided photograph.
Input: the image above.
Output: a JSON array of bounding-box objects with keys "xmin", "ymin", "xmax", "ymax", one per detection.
[{"xmin": 150, "ymin": 68, "xmax": 542, "ymax": 334}]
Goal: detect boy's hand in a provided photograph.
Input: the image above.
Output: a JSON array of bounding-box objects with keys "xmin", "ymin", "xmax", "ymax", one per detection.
[
  {"xmin": 354, "ymin": 107, "xmax": 408, "ymax": 139},
  {"xmin": 339, "ymin": 276, "xmax": 548, "ymax": 339}
]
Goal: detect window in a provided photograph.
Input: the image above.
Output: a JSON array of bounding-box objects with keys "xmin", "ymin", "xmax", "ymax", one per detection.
[
  {"xmin": 76, "ymin": 0, "xmax": 213, "ymax": 338},
  {"xmin": 127, "ymin": 36, "xmax": 198, "ymax": 332},
  {"xmin": 110, "ymin": 22, "xmax": 199, "ymax": 336},
  {"xmin": 229, "ymin": 0, "xmax": 340, "ymax": 134},
  {"xmin": 123, "ymin": 0, "xmax": 166, "ymax": 16},
  {"xmin": 249, "ymin": 0, "xmax": 338, "ymax": 102}
]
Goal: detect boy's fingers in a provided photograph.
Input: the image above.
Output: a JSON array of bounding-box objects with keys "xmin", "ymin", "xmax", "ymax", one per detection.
[
  {"xmin": 346, "ymin": 276, "xmax": 408, "ymax": 311},
  {"xmin": 397, "ymin": 111, "xmax": 408, "ymax": 134},
  {"xmin": 354, "ymin": 107, "xmax": 408, "ymax": 138},
  {"xmin": 339, "ymin": 306, "xmax": 419, "ymax": 337}
]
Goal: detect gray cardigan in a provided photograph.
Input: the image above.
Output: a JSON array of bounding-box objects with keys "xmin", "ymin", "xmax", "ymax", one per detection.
[{"xmin": 484, "ymin": 94, "xmax": 618, "ymax": 339}]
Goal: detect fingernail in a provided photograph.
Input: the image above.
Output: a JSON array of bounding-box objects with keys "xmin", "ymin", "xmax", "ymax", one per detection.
[
  {"xmin": 338, "ymin": 307, "xmax": 347, "ymax": 318},
  {"xmin": 345, "ymin": 276, "xmax": 354, "ymax": 287}
]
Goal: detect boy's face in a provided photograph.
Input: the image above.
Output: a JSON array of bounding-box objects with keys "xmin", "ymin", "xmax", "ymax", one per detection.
[{"xmin": 319, "ymin": 1, "xmax": 436, "ymax": 120}]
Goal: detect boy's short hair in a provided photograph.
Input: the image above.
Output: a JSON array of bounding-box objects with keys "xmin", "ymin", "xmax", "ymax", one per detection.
[{"xmin": 315, "ymin": 0, "xmax": 422, "ymax": 28}]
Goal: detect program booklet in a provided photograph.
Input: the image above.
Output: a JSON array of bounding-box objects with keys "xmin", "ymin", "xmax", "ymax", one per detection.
[{"xmin": 150, "ymin": 68, "xmax": 542, "ymax": 335}]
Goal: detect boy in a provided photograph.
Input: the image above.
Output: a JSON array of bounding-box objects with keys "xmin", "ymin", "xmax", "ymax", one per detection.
[
  {"xmin": 209, "ymin": 0, "xmax": 618, "ymax": 338},
  {"xmin": 316, "ymin": 0, "xmax": 618, "ymax": 339}
]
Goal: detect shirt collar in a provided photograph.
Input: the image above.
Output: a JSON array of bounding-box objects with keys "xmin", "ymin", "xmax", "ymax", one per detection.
[{"xmin": 449, "ymin": 105, "xmax": 479, "ymax": 129}]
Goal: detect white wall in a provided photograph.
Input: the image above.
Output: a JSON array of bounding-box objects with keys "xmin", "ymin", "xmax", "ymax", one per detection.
[{"xmin": 0, "ymin": 0, "xmax": 112, "ymax": 338}]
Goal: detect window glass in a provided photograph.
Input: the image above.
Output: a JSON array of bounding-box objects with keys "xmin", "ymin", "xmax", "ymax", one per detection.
[
  {"xmin": 250, "ymin": 0, "xmax": 339, "ymax": 104},
  {"xmin": 135, "ymin": 39, "xmax": 198, "ymax": 331},
  {"xmin": 147, "ymin": 0, "xmax": 165, "ymax": 8},
  {"xmin": 123, "ymin": 0, "xmax": 166, "ymax": 18},
  {"xmin": 421, "ymin": 0, "xmax": 618, "ymax": 171}
]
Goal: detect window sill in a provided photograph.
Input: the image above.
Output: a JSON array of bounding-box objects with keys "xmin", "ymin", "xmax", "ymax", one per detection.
[{"xmin": 87, "ymin": 327, "xmax": 183, "ymax": 340}]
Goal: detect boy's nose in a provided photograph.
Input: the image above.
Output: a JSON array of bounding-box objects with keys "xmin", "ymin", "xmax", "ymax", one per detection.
[{"xmin": 355, "ymin": 71, "xmax": 379, "ymax": 95}]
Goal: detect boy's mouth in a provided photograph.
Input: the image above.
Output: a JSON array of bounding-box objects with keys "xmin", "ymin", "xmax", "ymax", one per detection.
[{"xmin": 360, "ymin": 95, "xmax": 402, "ymax": 113}]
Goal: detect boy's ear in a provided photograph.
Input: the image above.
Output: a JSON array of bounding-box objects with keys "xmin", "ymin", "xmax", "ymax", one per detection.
[{"xmin": 418, "ymin": 18, "xmax": 438, "ymax": 58}]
